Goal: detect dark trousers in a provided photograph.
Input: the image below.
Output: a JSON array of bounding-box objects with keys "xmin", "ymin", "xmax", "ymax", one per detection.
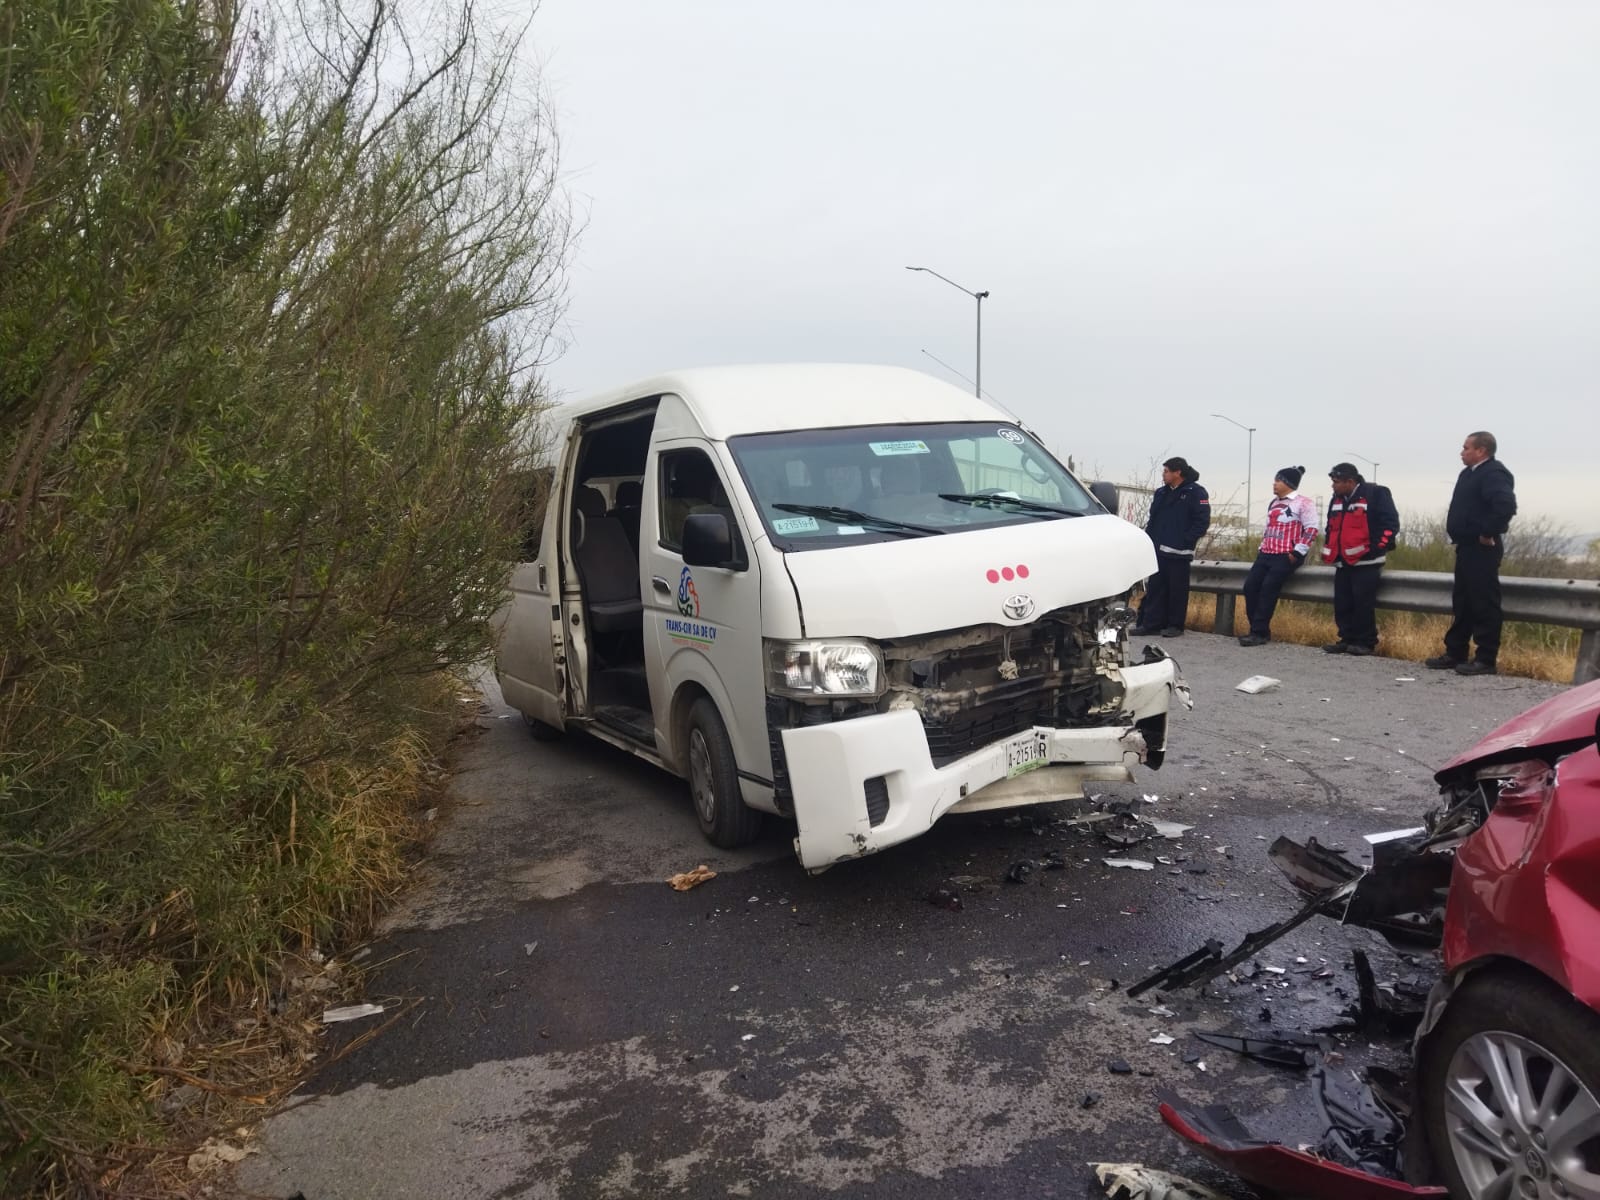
[
  {"xmin": 1243, "ymin": 552, "xmax": 1297, "ymax": 638},
  {"xmin": 1445, "ymin": 541, "xmax": 1504, "ymax": 665},
  {"xmin": 1139, "ymin": 551, "xmax": 1192, "ymax": 630},
  {"xmin": 1333, "ymin": 565, "xmax": 1382, "ymax": 649}
]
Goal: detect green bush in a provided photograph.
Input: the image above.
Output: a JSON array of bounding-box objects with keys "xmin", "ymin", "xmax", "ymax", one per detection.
[{"xmin": 0, "ymin": 1, "xmax": 568, "ymax": 1191}]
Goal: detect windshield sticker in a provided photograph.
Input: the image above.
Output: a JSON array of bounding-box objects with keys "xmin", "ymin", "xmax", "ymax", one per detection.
[
  {"xmin": 676, "ymin": 566, "xmax": 700, "ymax": 617},
  {"xmin": 772, "ymin": 515, "xmax": 820, "ymax": 535},
  {"xmin": 997, "ymin": 427, "xmax": 1026, "ymax": 445},
  {"xmin": 835, "ymin": 525, "xmax": 866, "ymax": 535},
  {"xmin": 868, "ymin": 440, "xmax": 930, "ymax": 457}
]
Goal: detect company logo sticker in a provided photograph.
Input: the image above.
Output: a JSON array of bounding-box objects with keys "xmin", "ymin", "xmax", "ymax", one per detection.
[
  {"xmin": 676, "ymin": 566, "xmax": 700, "ymax": 617},
  {"xmin": 1001, "ymin": 594, "xmax": 1036, "ymax": 621}
]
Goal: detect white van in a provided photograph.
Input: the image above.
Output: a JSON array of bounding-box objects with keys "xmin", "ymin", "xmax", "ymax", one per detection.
[{"xmin": 494, "ymin": 364, "xmax": 1185, "ymax": 870}]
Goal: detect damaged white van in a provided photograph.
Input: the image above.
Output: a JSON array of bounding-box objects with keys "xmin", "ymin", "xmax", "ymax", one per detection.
[{"xmin": 494, "ymin": 364, "xmax": 1185, "ymax": 870}]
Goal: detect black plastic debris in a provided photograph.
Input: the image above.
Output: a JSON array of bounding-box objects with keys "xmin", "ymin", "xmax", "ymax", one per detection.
[
  {"xmin": 1314, "ymin": 1063, "xmax": 1409, "ymax": 1178},
  {"xmin": 1108, "ymin": 1059, "xmax": 1134, "ymax": 1075},
  {"xmin": 1347, "ymin": 949, "xmax": 1427, "ymax": 1035},
  {"xmin": 1081, "ymin": 1090, "xmax": 1102, "ymax": 1109},
  {"xmin": 926, "ymin": 886, "xmax": 963, "ymax": 912},
  {"xmin": 1042, "ymin": 852, "xmax": 1067, "ymax": 871},
  {"xmin": 1127, "ymin": 940, "xmax": 1224, "ymax": 998},
  {"xmin": 1128, "ymin": 881, "xmax": 1355, "ymax": 996},
  {"xmin": 1005, "ymin": 861, "xmax": 1035, "ymax": 884},
  {"xmin": 1193, "ymin": 1030, "xmax": 1326, "ymax": 1070}
]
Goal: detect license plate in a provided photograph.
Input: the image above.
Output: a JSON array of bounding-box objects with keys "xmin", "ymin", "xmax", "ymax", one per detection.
[{"xmin": 1004, "ymin": 729, "xmax": 1051, "ymax": 778}]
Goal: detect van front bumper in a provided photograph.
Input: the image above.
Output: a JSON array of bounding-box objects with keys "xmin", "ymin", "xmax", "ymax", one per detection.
[{"xmin": 781, "ymin": 657, "xmax": 1180, "ymax": 871}]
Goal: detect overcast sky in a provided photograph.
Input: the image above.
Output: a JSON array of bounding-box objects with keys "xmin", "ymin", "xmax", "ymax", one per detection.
[{"xmin": 526, "ymin": 1, "xmax": 1599, "ymax": 537}]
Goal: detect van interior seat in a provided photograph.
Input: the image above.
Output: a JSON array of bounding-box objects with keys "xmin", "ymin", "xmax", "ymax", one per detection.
[
  {"xmin": 612, "ymin": 479, "xmax": 643, "ymax": 551},
  {"xmin": 573, "ymin": 484, "xmax": 642, "ymax": 632}
]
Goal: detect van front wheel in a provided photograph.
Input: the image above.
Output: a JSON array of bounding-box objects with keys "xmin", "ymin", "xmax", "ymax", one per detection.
[{"xmin": 686, "ymin": 698, "xmax": 762, "ymax": 848}]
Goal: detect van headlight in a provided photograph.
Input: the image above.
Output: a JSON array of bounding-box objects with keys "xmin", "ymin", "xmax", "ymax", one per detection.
[
  {"xmin": 1098, "ymin": 603, "xmax": 1137, "ymax": 645},
  {"xmin": 766, "ymin": 640, "xmax": 885, "ymax": 699}
]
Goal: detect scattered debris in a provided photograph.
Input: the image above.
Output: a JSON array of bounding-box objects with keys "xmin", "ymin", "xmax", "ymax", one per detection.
[
  {"xmin": 1082, "ymin": 1091, "xmax": 1103, "ymax": 1109},
  {"xmin": 1149, "ymin": 1034, "xmax": 1176, "ymax": 1045},
  {"xmin": 1090, "ymin": 1162, "xmax": 1231, "ymax": 1200},
  {"xmin": 523, "ymin": 941, "xmax": 539, "ymax": 956},
  {"xmin": 1234, "ymin": 675, "xmax": 1281, "ymax": 694},
  {"xmin": 668, "ymin": 864, "xmax": 717, "ymax": 891},
  {"xmin": 1108, "ymin": 1059, "xmax": 1134, "ymax": 1074},
  {"xmin": 1042, "ymin": 852, "xmax": 1067, "ymax": 870},
  {"xmin": 1005, "ymin": 860, "xmax": 1035, "ymax": 884},
  {"xmin": 926, "ymin": 885, "xmax": 964, "ymax": 912},
  {"xmin": 1143, "ymin": 819, "xmax": 1194, "ymax": 840},
  {"xmin": 321, "ymin": 1003, "xmax": 385, "ymax": 1024},
  {"xmin": 1104, "ymin": 858, "xmax": 1156, "ymax": 871}
]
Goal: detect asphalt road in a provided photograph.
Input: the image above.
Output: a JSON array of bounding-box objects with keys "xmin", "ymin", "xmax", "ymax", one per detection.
[{"xmin": 236, "ymin": 633, "xmax": 1568, "ymax": 1200}]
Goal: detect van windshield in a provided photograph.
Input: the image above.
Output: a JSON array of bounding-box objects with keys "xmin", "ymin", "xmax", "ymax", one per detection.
[{"xmin": 728, "ymin": 422, "xmax": 1099, "ymax": 549}]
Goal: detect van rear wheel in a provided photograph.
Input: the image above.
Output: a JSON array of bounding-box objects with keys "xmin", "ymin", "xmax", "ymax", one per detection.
[{"xmin": 686, "ymin": 698, "xmax": 762, "ymax": 848}]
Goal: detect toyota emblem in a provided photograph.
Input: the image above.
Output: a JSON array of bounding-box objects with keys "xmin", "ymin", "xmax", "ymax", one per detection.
[{"xmin": 1001, "ymin": 594, "xmax": 1036, "ymax": 621}]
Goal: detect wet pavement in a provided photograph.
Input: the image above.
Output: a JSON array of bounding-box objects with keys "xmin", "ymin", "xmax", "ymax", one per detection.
[{"xmin": 237, "ymin": 633, "xmax": 1567, "ymax": 1199}]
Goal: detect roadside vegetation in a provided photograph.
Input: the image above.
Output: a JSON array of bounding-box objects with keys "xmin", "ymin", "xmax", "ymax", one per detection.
[{"xmin": 0, "ymin": 1, "xmax": 568, "ymax": 1193}]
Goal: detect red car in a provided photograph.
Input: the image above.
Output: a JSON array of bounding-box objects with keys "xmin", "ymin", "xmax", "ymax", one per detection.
[
  {"xmin": 1164, "ymin": 679, "xmax": 1600, "ymax": 1200},
  {"xmin": 1418, "ymin": 678, "xmax": 1600, "ymax": 1199}
]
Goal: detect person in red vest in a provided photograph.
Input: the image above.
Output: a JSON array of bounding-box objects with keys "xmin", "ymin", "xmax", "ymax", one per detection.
[{"xmin": 1320, "ymin": 463, "xmax": 1400, "ymax": 656}]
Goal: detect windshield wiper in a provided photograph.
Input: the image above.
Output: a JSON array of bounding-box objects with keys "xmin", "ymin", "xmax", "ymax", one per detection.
[
  {"xmin": 771, "ymin": 503, "xmax": 943, "ymax": 537},
  {"xmin": 937, "ymin": 492, "xmax": 1085, "ymax": 518}
]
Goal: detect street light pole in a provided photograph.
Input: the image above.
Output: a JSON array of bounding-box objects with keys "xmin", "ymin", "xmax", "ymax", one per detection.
[
  {"xmin": 906, "ymin": 266, "xmax": 989, "ymax": 398},
  {"xmin": 1344, "ymin": 452, "xmax": 1380, "ymax": 481},
  {"xmin": 1212, "ymin": 413, "xmax": 1257, "ymax": 548}
]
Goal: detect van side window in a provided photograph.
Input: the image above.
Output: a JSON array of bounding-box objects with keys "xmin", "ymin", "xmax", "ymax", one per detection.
[{"xmin": 659, "ymin": 449, "xmax": 735, "ymax": 552}]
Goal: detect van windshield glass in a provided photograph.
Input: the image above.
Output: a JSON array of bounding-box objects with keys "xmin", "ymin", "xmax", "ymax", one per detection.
[{"xmin": 728, "ymin": 422, "xmax": 1098, "ymax": 548}]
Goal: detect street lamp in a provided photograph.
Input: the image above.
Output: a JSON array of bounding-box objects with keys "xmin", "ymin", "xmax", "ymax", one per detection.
[
  {"xmin": 1212, "ymin": 412, "xmax": 1257, "ymax": 548},
  {"xmin": 906, "ymin": 266, "xmax": 988, "ymax": 398},
  {"xmin": 1344, "ymin": 452, "xmax": 1380, "ymax": 481}
]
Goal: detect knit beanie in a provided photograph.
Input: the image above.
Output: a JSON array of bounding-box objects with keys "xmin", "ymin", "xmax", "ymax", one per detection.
[{"xmin": 1275, "ymin": 465, "xmax": 1305, "ymax": 489}]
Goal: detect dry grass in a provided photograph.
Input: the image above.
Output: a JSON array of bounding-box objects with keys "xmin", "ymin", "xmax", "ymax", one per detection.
[{"xmin": 1187, "ymin": 595, "xmax": 1580, "ymax": 683}]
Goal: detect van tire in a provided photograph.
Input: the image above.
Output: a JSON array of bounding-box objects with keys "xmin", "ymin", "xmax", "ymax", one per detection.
[
  {"xmin": 686, "ymin": 698, "xmax": 762, "ymax": 848},
  {"xmin": 523, "ymin": 714, "xmax": 563, "ymax": 742}
]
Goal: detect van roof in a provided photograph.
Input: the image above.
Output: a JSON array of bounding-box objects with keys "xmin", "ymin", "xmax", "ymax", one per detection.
[{"xmin": 554, "ymin": 363, "xmax": 1012, "ymax": 439}]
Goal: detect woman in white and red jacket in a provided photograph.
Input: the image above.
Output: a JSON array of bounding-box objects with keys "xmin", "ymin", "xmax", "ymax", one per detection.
[
  {"xmin": 1239, "ymin": 466, "xmax": 1320, "ymax": 646},
  {"xmin": 1320, "ymin": 463, "xmax": 1400, "ymax": 656}
]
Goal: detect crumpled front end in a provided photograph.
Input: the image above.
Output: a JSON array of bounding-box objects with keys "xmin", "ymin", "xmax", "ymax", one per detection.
[{"xmin": 770, "ymin": 600, "xmax": 1185, "ymax": 870}]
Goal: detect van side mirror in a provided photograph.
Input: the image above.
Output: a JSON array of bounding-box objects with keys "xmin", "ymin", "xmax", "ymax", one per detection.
[
  {"xmin": 1089, "ymin": 480, "xmax": 1119, "ymax": 513},
  {"xmin": 683, "ymin": 512, "xmax": 737, "ymax": 568}
]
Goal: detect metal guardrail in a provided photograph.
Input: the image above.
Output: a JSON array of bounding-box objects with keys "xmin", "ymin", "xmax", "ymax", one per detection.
[{"xmin": 1187, "ymin": 560, "xmax": 1600, "ymax": 685}]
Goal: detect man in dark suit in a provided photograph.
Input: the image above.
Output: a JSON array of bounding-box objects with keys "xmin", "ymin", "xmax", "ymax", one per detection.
[{"xmin": 1426, "ymin": 431, "xmax": 1517, "ymax": 676}]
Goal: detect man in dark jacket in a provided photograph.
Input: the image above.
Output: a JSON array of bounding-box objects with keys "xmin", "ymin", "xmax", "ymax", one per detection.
[
  {"xmin": 1320, "ymin": 463, "xmax": 1400, "ymax": 656},
  {"xmin": 1132, "ymin": 457, "xmax": 1211, "ymax": 637},
  {"xmin": 1426, "ymin": 431, "xmax": 1517, "ymax": 676}
]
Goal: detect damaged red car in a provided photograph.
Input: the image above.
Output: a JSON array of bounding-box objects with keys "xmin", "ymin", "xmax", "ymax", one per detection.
[
  {"xmin": 1416, "ymin": 679, "xmax": 1600, "ymax": 1199},
  {"xmin": 1164, "ymin": 679, "xmax": 1600, "ymax": 1199}
]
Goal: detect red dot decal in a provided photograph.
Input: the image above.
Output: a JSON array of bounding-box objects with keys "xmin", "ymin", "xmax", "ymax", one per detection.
[
  {"xmin": 986, "ymin": 569, "xmax": 1000, "ymax": 584},
  {"xmin": 1001, "ymin": 567, "xmax": 1015, "ymax": 581},
  {"xmin": 1016, "ymin": 564, "xmax": 1030, "ymax": 579}
]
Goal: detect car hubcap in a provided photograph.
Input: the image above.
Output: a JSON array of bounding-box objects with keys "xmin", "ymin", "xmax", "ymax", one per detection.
[
  {"xmin": 1445, "ymin": 1031, "xmax": 1600, "ymax": 1199},
  {"xmin": 689, "ymin": 730, "xmax": 715, "ymax": 825}
]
